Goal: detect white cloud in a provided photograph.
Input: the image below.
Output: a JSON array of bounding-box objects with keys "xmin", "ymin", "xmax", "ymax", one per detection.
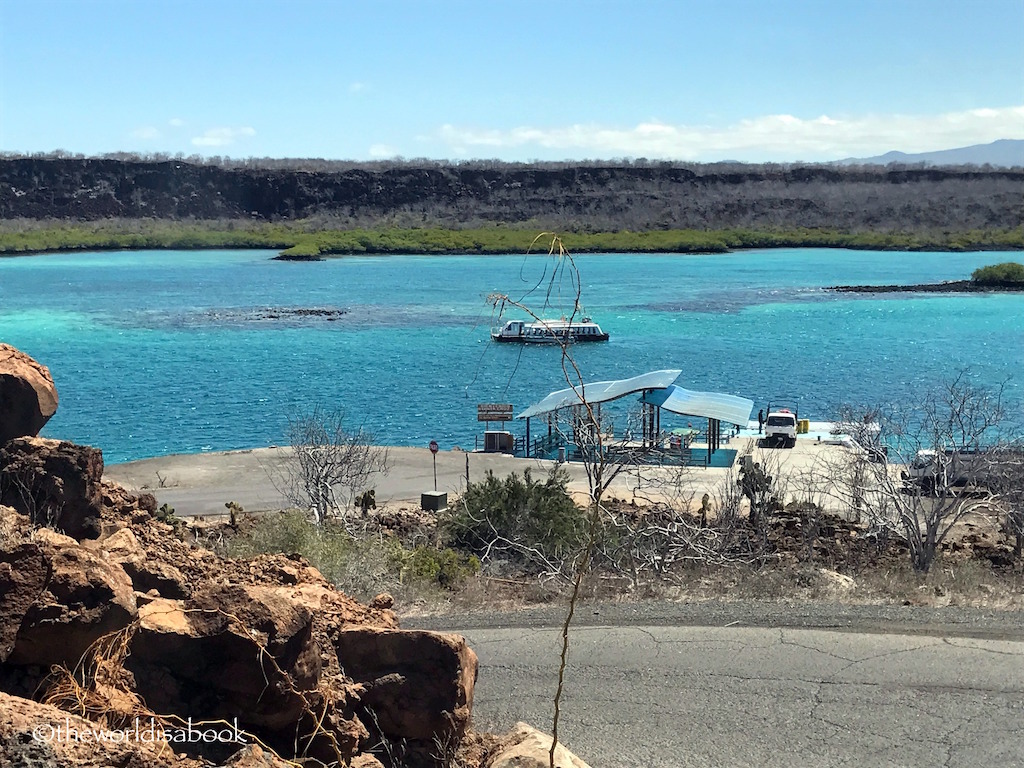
[
  {"xmin": 369, "ymin": 143, "xmax": 398, "ymax": 158},
  {"xmin": 168, "ymin": 118, "xmax": 185, "ymax": 127},
  {"xmin": 191, "ymin": 126, "xmax": 257, "ymax": 148},
  {"xmin": 349, "ymin": 82, "xmax": 367, "ymax": 93},
  {"xmin": 436, "ymin": 105, "xmax": 1024, "ymax": 161},
  {"xmin": 131, "ymin": 126, "xmax": 161, "ymax": 140}
]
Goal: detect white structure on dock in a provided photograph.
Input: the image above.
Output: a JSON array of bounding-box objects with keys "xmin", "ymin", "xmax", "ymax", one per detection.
[{"xmin": 516, "ymin": 369, "xmax": 753, "ymax": 467}]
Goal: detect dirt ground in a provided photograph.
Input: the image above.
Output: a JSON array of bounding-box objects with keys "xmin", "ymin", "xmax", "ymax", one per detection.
[{"xmin": 104, "ymin": 438, "xmax": 854, "ymax": 517}]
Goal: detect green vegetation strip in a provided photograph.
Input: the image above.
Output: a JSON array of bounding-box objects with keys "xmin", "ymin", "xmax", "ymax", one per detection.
[
  {"xmin": 972, "ymin": 261, "xmax": 1024, "ymax": 284},
  {"xmin": 1, "ymin": 220, "xmax": 1022, "ymax": 257}
]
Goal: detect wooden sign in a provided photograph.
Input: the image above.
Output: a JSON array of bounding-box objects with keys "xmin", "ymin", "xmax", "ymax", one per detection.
[{"xmin": 477, "ymin": 403, "xmax": 514, "ymax": 422}]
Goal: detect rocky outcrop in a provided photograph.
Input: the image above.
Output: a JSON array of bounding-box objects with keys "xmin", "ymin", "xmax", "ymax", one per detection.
[
  {"xmin": 128, "ymin": 585, "xmax": 322, "ymax": 730},
  {"xmin": 1, "ymin": 503, "xmax": 138, "ymax": 668},
  {"xmin": 6, "ymin": 526, "xmax": 137, "ymax": 668},
  {"xmin": 0, "ymin": 436, "xmax": 483, "ymax": 767},
  {"xmin": 0, "ymin": 436, "xmax": 156, "ymax": 539},
  {"xmin": 827, "ymin": 279, "xmax": 1024, "ymax": 293},
  {"xmin": 0, "ymin": 344, "xmax": 58, "ymax": 445},
  {"xmin": 0, "ymin": 691, "xmax": 207, "ymax": 768},
  {"xmin": 334, "ymin": 627, "xmax": 478, "ymax": 767},
  {"xmin": 92, "ymin": 526, "xmax": 192, "ymax": 598},
  {"xmin": 0, "ymin": 437, "xmax": 107, "ymax": 538},
  {"xmin": 490, "ymin": 722, "xmax": 592, "ymax": 768},
  {"xmin": 0, "ymin": 512, "xmax": 50, "ymax": 662}
]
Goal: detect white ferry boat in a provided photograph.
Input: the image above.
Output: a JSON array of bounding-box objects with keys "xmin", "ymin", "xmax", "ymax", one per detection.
[{"xmin": 491, "ymin": 317, "xmax": 609, "ymax": 344}]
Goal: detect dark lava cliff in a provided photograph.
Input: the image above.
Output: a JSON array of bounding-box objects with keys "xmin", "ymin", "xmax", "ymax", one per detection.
[{"xmin": 2, "ymin": 157, "xmax": 1022, "ymax": 232}]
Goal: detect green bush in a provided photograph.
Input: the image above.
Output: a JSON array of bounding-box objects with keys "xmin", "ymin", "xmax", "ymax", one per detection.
[
  {"xmin": 971, "ymin": 262, "xmax": 1024, "ymax": 284},
  {"xmin": 444, "ymin": 467, "xmax": 587, "ymax": 567},
  {"xmin": 397, "ymin": 545, "xmax": 481, "ymax": 589},
  {"xmin": 227, "ymin": 509, "xmax": 347, "ymax": 561}
]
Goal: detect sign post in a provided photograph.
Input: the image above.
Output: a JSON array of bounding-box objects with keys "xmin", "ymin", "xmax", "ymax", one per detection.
[{"xmin": 429, "ymin": 440, "xmax": 439, "ymax": 491}]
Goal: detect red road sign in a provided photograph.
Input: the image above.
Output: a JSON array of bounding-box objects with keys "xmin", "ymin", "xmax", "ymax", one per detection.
[{"xmin": 429, "ymin": 440, "xmax": 439, "ymax": 454}]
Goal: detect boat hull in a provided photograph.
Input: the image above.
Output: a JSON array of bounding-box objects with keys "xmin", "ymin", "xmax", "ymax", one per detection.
[
  {"xmin": 491, "ymin": 317, "xmax": 609, "ymax": 344},
  {"xmin": 490, "ymin": 332, "xmax": 609, "ymax": 343}
]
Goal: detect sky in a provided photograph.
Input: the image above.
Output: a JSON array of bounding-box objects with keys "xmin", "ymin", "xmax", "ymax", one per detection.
[{"xmin": 1, "ymin": 0, "xmax": 1022, "ymax": 164}]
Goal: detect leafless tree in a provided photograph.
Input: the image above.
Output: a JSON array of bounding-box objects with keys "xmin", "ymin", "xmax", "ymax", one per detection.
[
  {"xmin": 487, "ymin": 233, "xmax": 667, "ymax": 768},
  {"xmin": 988, "ymin": 447, "xmax": 1024, "ymax": 559},
  {"xmin": 271, "ymin": 404, "xmax": 389, "ymax": 528},
  {"xmin": 598, "ymin": 446, "xmax": 788, "ymax": 586},
  {"xmin": 832, "ymin": 374, "xmax": 1012, "ymax": 572}
]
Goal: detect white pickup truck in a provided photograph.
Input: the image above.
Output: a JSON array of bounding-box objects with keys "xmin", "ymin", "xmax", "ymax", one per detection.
[
  {"xmin": 902, "ymin": 448, "xmax": 993, "ymax": 493},
  {"xmin": 764, "ymin": 409, "xmax": 798, "ymax": 448}
]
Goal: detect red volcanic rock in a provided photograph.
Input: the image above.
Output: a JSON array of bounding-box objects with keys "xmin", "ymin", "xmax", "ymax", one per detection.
[
  {"xmin": 126, "ymin": 585, "xmax": 323, "ymax": 730},
  {"xmin": 0, "ymin": 443, "xmax": 485, "ymax": 768},
  {"xmin": 0, "ymin": 344, "xmax": 58, "ymax": 445},
  {"xmin": 0, "ymin": 437, "xmax": 106, "ymax": 539},
  {"xmin": 125, "ymin": 585, "xmax": 369, "ymax": 762},
  {"xmin": 0, "ymin": 508, "xmax": 49, "ymax": 663},
  {"xmin": 0, "ymin": 691, "xmax": 205, "ymax": 768},
  {"xmin": 4, "ymin": 522, "xmax": 137, "ymax": 668},
  {"xmin": 95, "ymin": 527, "xmax": 192, "ymax": 599},
  {"xmin": 333, "ymin": 627, "xmax": 478, "ymax": 767}
]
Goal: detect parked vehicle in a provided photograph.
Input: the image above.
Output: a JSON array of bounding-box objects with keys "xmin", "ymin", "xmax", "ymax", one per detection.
[
  {"xmin": 901, "ymin": 448, "xmax": 993, "ymax": 493},
  {"xmin": 764, "ymin": 407, "xmax": 798, "ymax": 448}
]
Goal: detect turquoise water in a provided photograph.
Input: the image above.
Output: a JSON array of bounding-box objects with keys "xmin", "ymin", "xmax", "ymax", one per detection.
[{"xmin": 1, "ymin": 248, "xmax": 1021, "ymax": 464}]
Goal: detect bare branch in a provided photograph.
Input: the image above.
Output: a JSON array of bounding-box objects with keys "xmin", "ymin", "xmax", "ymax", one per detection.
[{"xmin": 267, "ymin": 404, "xmax": 389, "ymax": 529}]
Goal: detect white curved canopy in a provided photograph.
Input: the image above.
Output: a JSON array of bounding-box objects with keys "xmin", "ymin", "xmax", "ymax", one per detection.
[
  {"xmin": 641, "ymin": 385, "xmax": 754, "ymax": 426},
  {"xmin": 516, "ymin": 370, "xmax": 682, "ymax": 420},
  {"xmin": 517, "ymin": 370, "xmax": 753, "ymax": 426}
]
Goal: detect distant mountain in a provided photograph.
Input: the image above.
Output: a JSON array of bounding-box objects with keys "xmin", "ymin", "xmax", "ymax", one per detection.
[{"xmin": 837, "ymin": 139, "xmax": 1024, "ymax": 168}]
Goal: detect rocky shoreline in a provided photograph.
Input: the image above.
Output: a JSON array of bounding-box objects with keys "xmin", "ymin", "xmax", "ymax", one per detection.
[{"xmin": 827, "ymin": 279, "xmax": 1024, "ymax": 293}]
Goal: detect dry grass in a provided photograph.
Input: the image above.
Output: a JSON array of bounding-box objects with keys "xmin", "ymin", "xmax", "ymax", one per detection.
[
  {"xmin": 40, "ymin": 624, "xmax": 144, "ymax": 731},
  {"xmin": 200, "ymin": 501, "xmax": 1024, "ymax": 615},
  {"xmin": 218, "ymin": 509, "xmax": 465, "ymax": 610},
  {"xmin": 426, "ymin": 553, "xmax": 1024, "ymax": 614}
]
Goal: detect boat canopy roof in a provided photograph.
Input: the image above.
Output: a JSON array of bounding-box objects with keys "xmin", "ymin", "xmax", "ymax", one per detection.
[
  {"xmin": 519, "ymin": 318, "xmax": 600, "ymax": 327},
  {"xmin": 516, "ymin": 370, "xmax": 754, "ymax": 426}
]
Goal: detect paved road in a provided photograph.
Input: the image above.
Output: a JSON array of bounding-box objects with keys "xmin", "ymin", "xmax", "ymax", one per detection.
[{"xmin": 408, "ymin": 604, "xmax": 1024, "ymax": 768}]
